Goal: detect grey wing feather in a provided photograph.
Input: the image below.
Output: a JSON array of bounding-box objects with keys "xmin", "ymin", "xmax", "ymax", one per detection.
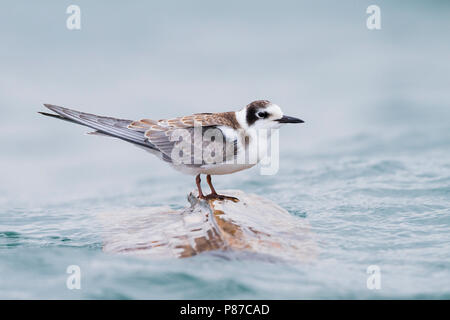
[
  {"xmin": 146, "ymin": 126, "xmax": 238, "ymax": 166},
  {"xmin": 41, "ymin": 104, "xmax": 158, "ymax": 151}
]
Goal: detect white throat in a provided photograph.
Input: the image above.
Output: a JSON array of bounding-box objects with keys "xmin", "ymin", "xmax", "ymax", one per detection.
[{"xmin": 235, "ymin": 109, "xmax": 248, "ymax": 131}]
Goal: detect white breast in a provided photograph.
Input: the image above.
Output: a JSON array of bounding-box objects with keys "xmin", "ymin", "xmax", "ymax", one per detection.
[{"xmin": 168, "ymin": 125, "xmax": 260, "ymax": 176}]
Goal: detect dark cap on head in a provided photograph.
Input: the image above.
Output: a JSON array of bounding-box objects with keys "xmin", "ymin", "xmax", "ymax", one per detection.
[
  {"xmin": 246, "ymin": 100, "xmax": 271, "ymax": 110},
  {"xmin": 245, "ymin": 100, "xmax": 271, "ymax": 126}
]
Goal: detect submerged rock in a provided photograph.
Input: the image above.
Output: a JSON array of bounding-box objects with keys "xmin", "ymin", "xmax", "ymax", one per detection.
[{"xmin": 98, "ymin": 190, "xmax": 316, "ymax": 261}]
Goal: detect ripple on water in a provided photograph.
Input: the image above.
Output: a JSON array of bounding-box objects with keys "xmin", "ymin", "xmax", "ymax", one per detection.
[{"xmin": 1, "ymin": 131, "xmax": 450, "ymax": 298}]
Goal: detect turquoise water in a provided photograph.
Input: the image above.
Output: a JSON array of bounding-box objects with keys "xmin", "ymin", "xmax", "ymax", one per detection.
[{"xmin": 1, "ymin": 1, "xmax": 450, "ymax": 299}]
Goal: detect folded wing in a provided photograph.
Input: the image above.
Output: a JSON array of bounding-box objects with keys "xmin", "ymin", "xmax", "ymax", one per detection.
[{"xmin": 129, "ymin": 114, "xmax": 239, "ymax": 166}]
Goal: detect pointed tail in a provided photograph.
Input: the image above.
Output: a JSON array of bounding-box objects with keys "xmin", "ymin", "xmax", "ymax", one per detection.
[{"xmin": 39, "ymin": 104, "xmax": 157, "ymax": 150}]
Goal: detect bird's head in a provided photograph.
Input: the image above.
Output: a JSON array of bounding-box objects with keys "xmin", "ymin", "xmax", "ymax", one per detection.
[{"xmin": 237, "ymin": 100, "xmax": 304, "ymax": 130}]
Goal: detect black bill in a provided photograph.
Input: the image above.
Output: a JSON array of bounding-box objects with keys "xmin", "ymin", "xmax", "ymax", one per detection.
[{"xmin": 276, "ymin": 115, "xmax": 304, "ymax": 123}]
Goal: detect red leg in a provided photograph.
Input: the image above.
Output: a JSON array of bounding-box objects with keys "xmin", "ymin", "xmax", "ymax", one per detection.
[
  {"xmin": 204, "ymin": 174, "xmax": 239, "ymax": 202},
  {"xmin": 206, "ymin": 174, "xmax": 217, "ymax": 195},
  {"xmin": 196, "ymin": 174, "xmax": 205, "ymax": 199}
]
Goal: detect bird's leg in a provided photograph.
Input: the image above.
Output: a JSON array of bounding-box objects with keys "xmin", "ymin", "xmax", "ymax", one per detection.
[
  {"xmin": 205, "ymin": 174, "xmax": 239, "ymax": 202},
  {"xmin": 206, "ymin": 174, "xmax": 218, "ymax": 195},
  {"xmin": 196, "ymin": 174, "xmax": 205, "ymax": 199}
]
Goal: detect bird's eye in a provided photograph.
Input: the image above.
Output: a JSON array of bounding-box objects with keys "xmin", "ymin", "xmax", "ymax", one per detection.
[{"xmin": 257, "ymin": 111, "xmax": 267, "ymax": 118}]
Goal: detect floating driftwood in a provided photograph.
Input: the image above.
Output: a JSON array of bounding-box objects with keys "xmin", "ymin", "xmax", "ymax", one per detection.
[{"xmin": 98, "ymin": 190, "xmax": 316, "ymax": 261}]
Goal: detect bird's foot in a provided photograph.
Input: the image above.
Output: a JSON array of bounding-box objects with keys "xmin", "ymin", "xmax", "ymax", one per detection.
[{"xmin": 199, "ymin": 193, "xmax": 239, "ymax": 202}]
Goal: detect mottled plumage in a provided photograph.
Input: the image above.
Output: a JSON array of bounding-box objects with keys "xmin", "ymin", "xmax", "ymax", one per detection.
[{"xmin": 39, "ymin": 100, "xmax": 303, "ymax": 200}]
